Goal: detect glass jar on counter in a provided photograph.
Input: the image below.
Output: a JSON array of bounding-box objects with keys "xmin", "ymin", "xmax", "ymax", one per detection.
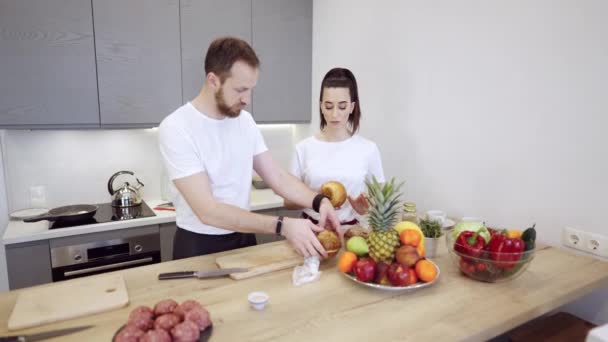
[{"xmin": 402, "ymin": 202, "xmax": 418, "ymax": 224}]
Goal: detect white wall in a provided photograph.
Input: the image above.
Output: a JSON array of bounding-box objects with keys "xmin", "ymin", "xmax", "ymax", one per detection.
[
  {"xmin": 313, "ymin": 0, "xmax": 608, "ymax": 324},
  {"xmin": 5, "ymin": 129, "xmax": 164, "ymax": 210},
  {"xmin": 3, "ymin": 126, "xmax": 297, "ymax": 212}
]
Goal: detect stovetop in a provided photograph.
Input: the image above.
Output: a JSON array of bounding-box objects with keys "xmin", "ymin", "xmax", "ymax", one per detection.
[{"xmin": 50, "ymin": 201, "xmax": 157, "ymax": 229}]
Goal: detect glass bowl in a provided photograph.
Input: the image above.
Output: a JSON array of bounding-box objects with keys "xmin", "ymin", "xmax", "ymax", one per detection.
[{"xmin": 445, "ymin": 233, "xmax": 535, "ymax": 282}]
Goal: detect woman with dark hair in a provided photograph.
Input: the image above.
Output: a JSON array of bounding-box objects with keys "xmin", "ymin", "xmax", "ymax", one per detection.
[{"xmin": 286, "ymin": 68, "xmax": 385, "ymax": 229}]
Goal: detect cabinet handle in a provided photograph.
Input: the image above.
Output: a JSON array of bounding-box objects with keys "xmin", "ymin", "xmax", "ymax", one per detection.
[{"xmin": 63, "ymin": 257, "xmax": 153, "ymax": 277}]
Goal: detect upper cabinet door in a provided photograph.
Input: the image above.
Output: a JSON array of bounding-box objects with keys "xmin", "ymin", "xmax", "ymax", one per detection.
[
  {"xmin": 252, "ymin": 0, "xmax": 312, "ymax": 123},
  {"xmin": 93, "ymin": 0, "xmax": 181, "ymax": 127},
  {"xmin": 0, "ymin": 0, "xmax": 99, "ymax": 128},
  {"xmin": 180, "ymin": 0, "xmax": 252, "ymax": 103}
]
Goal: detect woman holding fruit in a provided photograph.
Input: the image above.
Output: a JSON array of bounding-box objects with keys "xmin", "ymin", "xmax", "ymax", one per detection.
[{"xmin": 285, "ymin": 68, "xmax": 385, "ymax": 231}]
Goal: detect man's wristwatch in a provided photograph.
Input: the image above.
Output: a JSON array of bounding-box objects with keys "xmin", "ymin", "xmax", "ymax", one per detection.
[{"xmin": 275, "ymin": 216, "xmax": 284, "ymax": 236}]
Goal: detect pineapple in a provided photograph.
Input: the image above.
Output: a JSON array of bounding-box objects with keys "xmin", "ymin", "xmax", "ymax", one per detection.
[{"xmin": 365, "ymin": 177, "xmax": 404, "ymax": 263}]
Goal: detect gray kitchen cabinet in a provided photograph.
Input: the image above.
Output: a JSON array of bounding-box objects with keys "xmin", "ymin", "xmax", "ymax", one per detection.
[
  {"xmin": 160, "ymin": 222, "xmax": 177, "ymax": 262},
  {"xmin": 276, "ymin": 208, "xmax": 303, "ymax": 219},
  {"xmin": 93, "ymin": 0, "xmax": 181, "ymax": 127},
  {"xmin": 0, "ymin": 0, "xmax": 312, "ymax": 128},
  {"xmin": 6, "ymin": 240, "xmax": 52, "ymax": 290},
  {"xmin": 0, "ymin": 0, "xmax": 99, "ymax": 128},
  {"xmin": 180, "ymin": 0, "xmax": 252, "ymax": 103},
  {"xmin": 251, "ymin": 0, "xmax": 312, "ymax": 123}
]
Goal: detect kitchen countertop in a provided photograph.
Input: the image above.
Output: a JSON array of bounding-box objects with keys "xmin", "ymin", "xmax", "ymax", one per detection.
[
  {"xmin": 2, "ymin": 188, "xmax": 284, "ymax": 245},
  {"xmin": 0, "ymin": 241, "xmax": 607, "ymax": 341}
]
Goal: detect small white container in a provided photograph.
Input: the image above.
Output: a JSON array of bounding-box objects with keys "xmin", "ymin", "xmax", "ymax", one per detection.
[
  {"xmin": 426, "ymin": 210, "xmax": 447, "ymax": 225},
  {"xmin": 248, "ymin": 291, "xmax": 269, "ymax": 311}
]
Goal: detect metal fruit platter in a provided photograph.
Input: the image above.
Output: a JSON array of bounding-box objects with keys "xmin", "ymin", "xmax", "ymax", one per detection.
[{"xmin": 341, "ymin": 259, "xmax": 441, "ymax": 292}]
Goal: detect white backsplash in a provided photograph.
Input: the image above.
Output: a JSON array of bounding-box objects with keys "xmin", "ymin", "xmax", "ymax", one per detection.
[{"xmin": 3, "ymin": 124, "xmax": 310, "ymax": 212}]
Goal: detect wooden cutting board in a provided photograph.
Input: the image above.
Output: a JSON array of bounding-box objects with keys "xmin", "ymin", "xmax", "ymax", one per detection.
[
  {"xmin": 8, "ymin": 274, "xmax": 129, "ymax": 330},
  {"xmin": 216, "ymin": 241, "xmax": 303, "ymax": 280}
]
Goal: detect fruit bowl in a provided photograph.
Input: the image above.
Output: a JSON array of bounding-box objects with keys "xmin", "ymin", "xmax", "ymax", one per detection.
[
  {"xmin": 341, "ymin": 259, "xmax": 440, "ymax": 292},
  {"xmin": 446, "ymin": 233, "xmax": 535, "ymax": 283}
]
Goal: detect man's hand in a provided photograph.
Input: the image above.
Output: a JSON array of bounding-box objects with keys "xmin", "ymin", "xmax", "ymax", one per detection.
[
  {"xmin": 348, "ymin": 193, "xmax": 369, "ymax": 215},
  {"xmin": 282, "ymin": 218, "xmax": 328, "ymax": 258},
  {"xmin": 318, "ymin": 198, "xmax": 340, "ymax": 232}
]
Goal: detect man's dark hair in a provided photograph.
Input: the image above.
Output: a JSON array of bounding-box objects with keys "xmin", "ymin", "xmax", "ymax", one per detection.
[
  {"xmin": 319, "ymin": 68, "xmax": 362, "ymax": 135},
  {"xmin": 204, "ymin": 37, "xmax": 260, "ymax": 82}
]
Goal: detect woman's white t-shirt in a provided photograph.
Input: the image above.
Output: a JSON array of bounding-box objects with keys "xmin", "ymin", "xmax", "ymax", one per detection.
[
  {"xmin": 291, "ymin": 135, "xmax": 385, "ymax": 223},
  {"xmin": 158, "ymin": 102, "xmax": 267, "ymax": 235}
]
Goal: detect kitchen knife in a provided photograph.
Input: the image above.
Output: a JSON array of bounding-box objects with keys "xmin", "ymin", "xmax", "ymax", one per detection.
[
  {"xmin": 0, "ymin": 325, "xmax": 93, "ymax": 342},
  {"xmin": 158, "ymin": 267, "xmax": 248, "ymax": 280}
]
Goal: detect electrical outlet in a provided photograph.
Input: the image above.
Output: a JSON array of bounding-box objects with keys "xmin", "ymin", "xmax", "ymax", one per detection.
[
  {"xmin": 29, "ymin": 185, "xmax": 47, "ymax": 208},
  {"xmin": 562, "ymin": 227, "xmax": 585, "ymax": 251},
  {"xmin": 585, "ymin": 232, "xmax": 608, "ymax": 258}
]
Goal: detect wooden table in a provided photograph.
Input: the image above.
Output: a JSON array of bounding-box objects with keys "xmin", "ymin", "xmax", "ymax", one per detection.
[{"xmin": 1, "ymin": 241, "xmax": 608, "ymax": 341}]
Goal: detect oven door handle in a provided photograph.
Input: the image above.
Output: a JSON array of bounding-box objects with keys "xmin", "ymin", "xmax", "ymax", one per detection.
[{"xmin": 63, "ymin": 257, "xmax": 154, "ymax": 277}]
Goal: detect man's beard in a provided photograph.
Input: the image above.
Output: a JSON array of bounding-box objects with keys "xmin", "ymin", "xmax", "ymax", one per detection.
[{"xmin": 215, "ymin": 87, "xmax": 242, "ymax": 118}]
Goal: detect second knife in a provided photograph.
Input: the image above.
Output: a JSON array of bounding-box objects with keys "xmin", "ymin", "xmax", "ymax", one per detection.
[{"xmin": 158, "ymin": 268, "xmax": 248, "ymax": 280}]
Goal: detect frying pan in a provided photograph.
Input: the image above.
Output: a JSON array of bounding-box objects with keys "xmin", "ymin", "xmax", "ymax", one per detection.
[{"xmin": 23, "ymin": 204, "xmax": 98, "ymax": 223}]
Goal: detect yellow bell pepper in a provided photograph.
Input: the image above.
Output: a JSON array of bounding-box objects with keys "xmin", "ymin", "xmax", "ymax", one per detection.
[{"xmin": 507, "ymin": 229, "xmax": 522, "ymax": 239}]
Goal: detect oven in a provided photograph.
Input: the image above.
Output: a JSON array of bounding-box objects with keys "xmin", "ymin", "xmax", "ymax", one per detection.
[{"xmin": 50, "ymin": 233, "xmax": 161, "ymax": 281}]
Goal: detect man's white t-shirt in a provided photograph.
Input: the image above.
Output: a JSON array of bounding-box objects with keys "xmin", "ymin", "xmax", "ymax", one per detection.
[
  {"xmin": 291, "ymin": 135, "xmax": 385, "ymax": 223},
  {"xmin": 158, "ymin": 102, "xmax": 267, "ymax": 235}
]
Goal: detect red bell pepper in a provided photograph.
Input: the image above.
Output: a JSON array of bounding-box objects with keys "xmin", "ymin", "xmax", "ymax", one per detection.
[
  {"xmin": 454, "ymin": 231, "xmax": 485, "ymax": 260},
  {"xmin": 488, "ymin": 233, "xmax": 525, "ymax": 269}
]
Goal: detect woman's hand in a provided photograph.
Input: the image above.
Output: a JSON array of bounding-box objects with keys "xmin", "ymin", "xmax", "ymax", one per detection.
[
  {"xmin": 318, "ymin": 198, "xmax": 340, "ymax": 232},
  {"xmin": 348, "ymin": 193, "xmax": 369, "ymax": 215}
]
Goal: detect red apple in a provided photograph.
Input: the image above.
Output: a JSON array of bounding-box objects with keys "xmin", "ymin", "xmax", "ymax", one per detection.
[
  {"xmin": 354, "ymin": 258, "xmax": 376, "ymax": 282},
  {"xmin": 374, "ymin": 262, "xmax": 391, "ymax": 285},
  {"xmin": 407, "ymin": 267, "xmax": 418, "ymax": 285},
  {"xmin": 387, "ymin": 263, "xmax": 410, "ymax": 286},
  {"xmin": 395, "ymin": 245, "xmax": 420, "ymax": 267}
]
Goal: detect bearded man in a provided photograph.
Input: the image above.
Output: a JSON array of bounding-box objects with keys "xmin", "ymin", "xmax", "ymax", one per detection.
[{"xmin": 159, "ymin": 37, "xmax": 339, "ymax": 259}]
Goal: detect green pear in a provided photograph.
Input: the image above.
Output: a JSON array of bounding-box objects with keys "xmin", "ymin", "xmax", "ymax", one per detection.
[{"xmin": 347, "ymin": 236, "xmax": 369, "ymax": 256}]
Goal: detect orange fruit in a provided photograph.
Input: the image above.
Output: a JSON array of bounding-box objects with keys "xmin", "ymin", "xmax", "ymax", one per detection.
[
  {"xmin": 417, "ymin": 244, "xmax": 425, "ymax": 258},
  {"xmin": 338, "ymin": 251, "xmax": 358, "ymax": 273},
  {"xmin": 400, "ymin": 229, "xmax": 421, "ymax": 247},
  {"xmin": 415, "ymin": 259, "xmax": 437, "ymax": 282}
]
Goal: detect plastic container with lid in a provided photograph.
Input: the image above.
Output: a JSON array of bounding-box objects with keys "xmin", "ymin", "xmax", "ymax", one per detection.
[{"xmin": 248, "ymin": 291, "xmax": 269, "ymax": 310}]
